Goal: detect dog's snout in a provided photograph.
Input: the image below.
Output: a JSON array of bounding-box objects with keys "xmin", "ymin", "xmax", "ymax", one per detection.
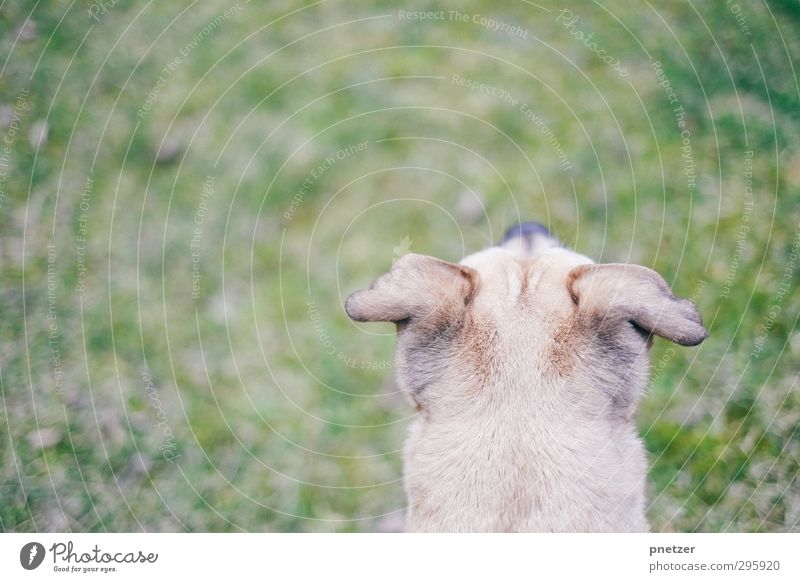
[
  {"xmin": 500, "ymin": 221, "xmax": 558, "ymax": 257},
  {"xmin": 502, "ymin": 221, "xmax": 551, "ymax": 241}
]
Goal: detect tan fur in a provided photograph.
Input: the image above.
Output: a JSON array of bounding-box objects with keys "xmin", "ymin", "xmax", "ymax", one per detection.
[{"xmin": 346, "ymin": 225, "xmax": 707, "ymax": 532}]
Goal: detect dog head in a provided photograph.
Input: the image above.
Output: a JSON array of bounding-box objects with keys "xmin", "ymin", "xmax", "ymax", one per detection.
[{"xmin": 345, "ymin": 222, "xmax": 707, "ymax": 417}]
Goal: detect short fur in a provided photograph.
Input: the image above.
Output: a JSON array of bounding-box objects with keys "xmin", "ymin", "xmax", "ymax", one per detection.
[{"xmin": 345, "ymin": 223, "xmax": 707, "ymax": 532}]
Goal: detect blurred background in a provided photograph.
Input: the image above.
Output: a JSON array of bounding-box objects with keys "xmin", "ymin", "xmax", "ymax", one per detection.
[{"xmin": 1, "ymin": 0, "xmax": 798, "ymax": 532}]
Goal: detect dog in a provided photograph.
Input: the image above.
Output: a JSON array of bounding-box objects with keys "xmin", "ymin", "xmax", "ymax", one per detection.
[{"xmin": 345, "ymin": 222, "xmax": 707, "ymax": 532}]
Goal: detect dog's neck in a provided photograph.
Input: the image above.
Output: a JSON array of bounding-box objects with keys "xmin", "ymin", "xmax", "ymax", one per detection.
[{"xmin": 403, "ymin": 370, "xmax": 650, "ymax": 532}]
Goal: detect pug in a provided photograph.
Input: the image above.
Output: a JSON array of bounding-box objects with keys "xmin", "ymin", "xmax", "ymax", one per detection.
[{"xmin": 346, "ymin": 222, "xmax": 707, "ymax": 532}]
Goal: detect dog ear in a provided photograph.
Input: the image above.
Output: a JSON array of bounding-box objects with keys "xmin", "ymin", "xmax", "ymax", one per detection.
[
  {"xmin": 345, "ymin": 253, "xmax": 478, "ymax": 323},
  {"xmin": 567, "ymin": 263, "xmax": 708, "ymax": 346}
]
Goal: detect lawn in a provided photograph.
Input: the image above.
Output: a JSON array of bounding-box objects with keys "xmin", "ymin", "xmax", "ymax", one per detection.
[{"xmin": 1, "ymin": 0, "xmax": 798, "ymax": 532}]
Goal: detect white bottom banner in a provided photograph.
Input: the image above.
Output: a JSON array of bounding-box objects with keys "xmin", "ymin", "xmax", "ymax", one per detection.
[{"xmin": 1, "ymin": 533, "xmax": 798, "ymax": 581}]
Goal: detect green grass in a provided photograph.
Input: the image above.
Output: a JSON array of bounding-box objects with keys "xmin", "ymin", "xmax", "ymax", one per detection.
[{"xmin": 1, "ymin": 0, "xmax": 798, "ymax": 532}]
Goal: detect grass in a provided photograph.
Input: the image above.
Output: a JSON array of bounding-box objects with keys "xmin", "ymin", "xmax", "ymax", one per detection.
[{"xmin": 0, "ymin": 0, "xmax": 798, "ymax": 532}]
